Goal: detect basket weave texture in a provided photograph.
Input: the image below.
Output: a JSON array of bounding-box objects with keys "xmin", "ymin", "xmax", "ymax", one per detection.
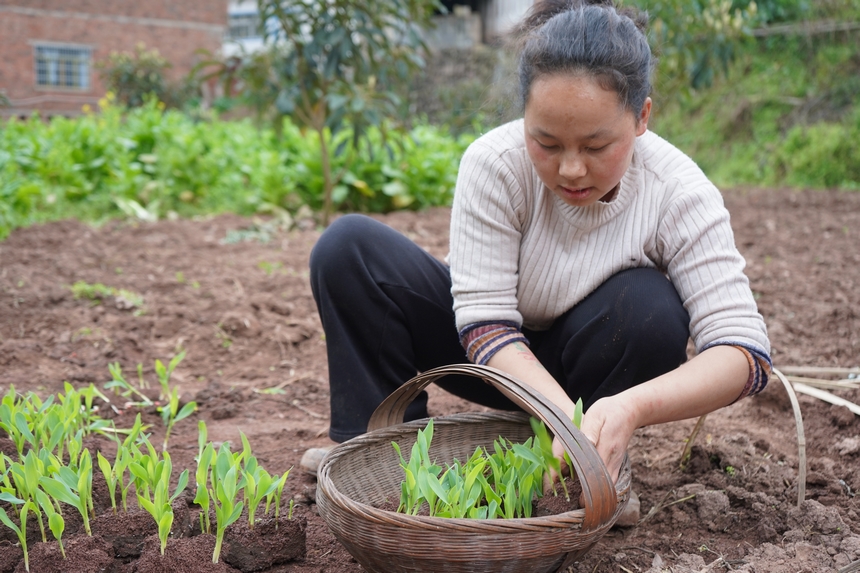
[{"xmin": 316, "ymin": 364, "xmax": 631, "ymax": 573}]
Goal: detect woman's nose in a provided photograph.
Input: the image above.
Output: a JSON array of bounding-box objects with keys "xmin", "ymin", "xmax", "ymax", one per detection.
[{"xmin": 559, "ymin": 151, "xmax": 586, "ymax": 180}]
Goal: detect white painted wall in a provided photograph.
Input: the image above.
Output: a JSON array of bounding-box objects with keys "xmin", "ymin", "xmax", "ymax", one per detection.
[{"xmin": 482, "ymin": 0, "xmax": 533, "ymax": 41}]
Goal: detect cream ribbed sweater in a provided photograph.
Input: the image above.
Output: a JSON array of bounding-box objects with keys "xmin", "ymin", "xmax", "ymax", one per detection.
[{"xmin": 449, "ymin": 119, "xmax": 770, "ymax": 355}]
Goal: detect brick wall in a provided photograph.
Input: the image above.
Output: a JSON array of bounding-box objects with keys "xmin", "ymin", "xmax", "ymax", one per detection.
[{"xmin": 0, "ymin": 0, "xmax": 227, "ymax": 117}]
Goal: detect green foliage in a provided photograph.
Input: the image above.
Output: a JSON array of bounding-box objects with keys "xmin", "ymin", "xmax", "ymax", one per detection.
[
  {"xmin": 652, "ymin": 24, "xmax": 860, "ymax": 190},
  {"xmin": 128, "ymin": 437, "xmax": 189, "ymax": 555},
  {"xmin": 192, "ymin": 428, "xmax": 293, "ymax": 562},
  {"xmin": 254, "ymin": 0, "xmax": 444, "ymax": 223},
  {"xmin": 104, "ymin": 351, "xmax": 196, "ymax": 451},
  {"xmin": 628, "ymin": 0, "xmax": 760, "ymax": 92},
  {"xmin": 0, "ymin": 379, "xmax": 293, "ymax": 565},
  {"xmin": 98, "ymin": 43, "xmax": 198, "ymax": 109},
  {"xmin": 210, "ymin": 444, "xmax": 246, "ymax": 563},
  {"xmin": 0, "ymin": 497, "xmax": 33, "ymax": 571},
  {"xmin": 771, "ymin": 112, "xmax": 860, "ymax": 189},
  {"xmin": 0, "ymin": 98, "xmax": 472, "ymax": 240},
  {"xmin": 0, "ymin": 384, "xmax": 113, "ymax": 460},
  {"xmin": 70, "ymin": 281, "xmax": 145, "ymax": 313},
  {"xmin": 392, "ymin": 415, "xmax": 583, "ymax": 520}
]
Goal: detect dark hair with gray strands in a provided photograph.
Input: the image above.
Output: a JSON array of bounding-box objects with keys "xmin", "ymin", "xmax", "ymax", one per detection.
[{"xmin": 514, "ymin": 0, "xmax": 653, "ymax": 118}]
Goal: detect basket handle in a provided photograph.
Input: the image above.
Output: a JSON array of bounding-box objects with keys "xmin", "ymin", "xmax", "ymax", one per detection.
[{"xmin": 366, "ymin": 363, "xmax": 618, "ymax": 532}]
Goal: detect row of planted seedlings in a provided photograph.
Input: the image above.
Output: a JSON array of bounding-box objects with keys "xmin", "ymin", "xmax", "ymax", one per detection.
[
  {"xmin": 0, "ymin": 354, "xmax": 297, "ymax": 571},
  {"xmin": 392, "ymin": 400, "xmax": 584, "ymax": 519}
]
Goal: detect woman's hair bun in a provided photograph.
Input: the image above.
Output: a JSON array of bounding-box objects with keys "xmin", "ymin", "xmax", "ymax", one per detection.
[{"xmin": 515, "ymin": 0, "xmax": 647, "ymax": 38}]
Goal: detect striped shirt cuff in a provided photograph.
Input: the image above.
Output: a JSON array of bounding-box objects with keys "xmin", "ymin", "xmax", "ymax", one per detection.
[
  {"xmin": 702, "ymin": 341, "xmax": 772, "ymax": 402},
  {"xmin": 459, "ymin": 321, "xmax": 528, "ymax": 365}
]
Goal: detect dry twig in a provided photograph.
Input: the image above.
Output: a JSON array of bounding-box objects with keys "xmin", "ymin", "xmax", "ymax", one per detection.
[
  {"xmin": 792, "ymin": 383, "xmax": 860, "ymax": 416},
  {"xmin": 777, "ymin": 366, "xmax": 860, "ymax": 377},
  {"xmin": 773, "ymin": 368, "xmax": 807, "ymax": 508},
  {"xmin": 785, "ymin": 375, "xmax": 859, "ymax": 390},
  {"xmin": 679, "ymin": 414, "xmax": 708, "ymax": 470}
]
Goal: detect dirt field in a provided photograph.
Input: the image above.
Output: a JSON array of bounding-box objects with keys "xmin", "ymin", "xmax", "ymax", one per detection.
[{"xmin": 0, "ymin": 186, "xmax": 858, "ymax": 572}]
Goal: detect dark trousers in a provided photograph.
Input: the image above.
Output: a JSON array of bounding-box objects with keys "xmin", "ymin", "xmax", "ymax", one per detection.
[{"xmin": 310, "ymin": 214, "xmax": 690, "ymax": 442}]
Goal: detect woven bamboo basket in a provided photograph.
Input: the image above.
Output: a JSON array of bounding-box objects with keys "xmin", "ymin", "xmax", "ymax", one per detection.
[{"xmin": 316, "ymin": 364, "xmax": 631, "ymax": 573}]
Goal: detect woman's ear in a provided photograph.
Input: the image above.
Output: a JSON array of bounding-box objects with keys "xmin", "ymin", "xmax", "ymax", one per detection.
[{"xmin": 636, "ymin": 97, "xmax": 652, "ymax": 135}]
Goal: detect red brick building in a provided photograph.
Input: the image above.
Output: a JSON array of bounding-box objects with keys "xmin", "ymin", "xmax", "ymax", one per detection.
[{"xmin": 0, "ymin": 0, "xmax": 227, "ymax": 118}]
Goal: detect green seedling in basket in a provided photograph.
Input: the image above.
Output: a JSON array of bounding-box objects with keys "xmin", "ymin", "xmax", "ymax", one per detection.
[
  {"xmin": 393, "ymin": 400, "xmax": 585, "ymax": 520},
  {"xmin": 529, "ymin": 398, "xmax": 584, "ymax": 501},
  {"xmin": 393, "ymin": 420, "xmax": 545, "ymax": 519},
  {"xmin": 392, "ymin": 418, "xmax": 442, "ymax": 515}
]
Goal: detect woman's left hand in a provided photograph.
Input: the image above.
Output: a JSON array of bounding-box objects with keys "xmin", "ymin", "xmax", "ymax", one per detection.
[{"xmin": 577, "ymin": 394, "xmax": 640, "ymax": 482}]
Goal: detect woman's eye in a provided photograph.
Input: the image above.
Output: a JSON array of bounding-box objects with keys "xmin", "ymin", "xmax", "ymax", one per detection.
[
  {"xmin": 538, "ymin": 141, "xmax": 557, "ymax": 150},
  {"xmin": 586, "ymin": 144, "xmax": 608, "ymax": 152}
]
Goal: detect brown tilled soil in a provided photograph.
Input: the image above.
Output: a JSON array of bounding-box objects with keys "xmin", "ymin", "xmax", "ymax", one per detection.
[{"xmin": 0, "ymin": 187, "xmax": 858, "ymax": 572}]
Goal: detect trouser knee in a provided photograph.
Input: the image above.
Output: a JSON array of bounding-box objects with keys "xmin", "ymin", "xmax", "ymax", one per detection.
[{"xmin": 540, "ymin": 267, "xmax": 690, "ymax": 406}]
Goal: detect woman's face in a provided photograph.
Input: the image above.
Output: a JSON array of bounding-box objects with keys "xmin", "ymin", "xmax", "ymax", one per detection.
[{"xmin": 523, "ymin": 74, "xmax": 651, "ymax": 207}]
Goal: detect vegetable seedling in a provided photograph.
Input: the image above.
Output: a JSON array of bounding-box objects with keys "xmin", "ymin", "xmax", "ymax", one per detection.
[
  {"xmin": 128, "ymin": 441, "xmax": 189, "ymax": 555},
  {"xmin": 105, "ymin": 362, "xmax": 154, "ymax": 408},
  {"xmin": 35, "ymin": 488, "xmax": 66, "ymax": 559},
  {"xmin": 194, "ymin": 442, "xmax": 215, "ymax": 535},
  {"xmin": 211, "ymin": 445, "xmax": 245, "ymax": 563},
  {"xmin": 0, "ymin": 497, "xmax": 33, "ymax": 572},
  {"xmin": 38, "ymin": 449, "xmax": 94, "ymax": 536},
  {"xmin": 158, "ymin": 388, "xmax": 197, "ymax": 452},
  {"xmin": 238, "ymin": 433, "xmax": 277, "ymax": 529},
  {"xmin": 154, "ymin": 350, "xmax": 186, "ymax": 401},
  {"xmin": 393, "ymin": 409, "xmax": 586, "ymax": 520}
]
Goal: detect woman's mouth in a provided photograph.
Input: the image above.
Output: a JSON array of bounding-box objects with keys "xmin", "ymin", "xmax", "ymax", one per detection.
[{"xmin": 559, "ymin": 186, "xmax": 592, "ymax": 199}]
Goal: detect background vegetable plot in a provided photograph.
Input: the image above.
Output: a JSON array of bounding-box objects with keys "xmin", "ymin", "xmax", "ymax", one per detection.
[{"xmin": 0, "ymin": 189, "xmax": 859, "ymax": 572}]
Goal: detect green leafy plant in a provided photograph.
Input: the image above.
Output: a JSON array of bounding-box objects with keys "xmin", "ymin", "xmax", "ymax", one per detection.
[
  {"xmin": 98, "ymin": 43, "xmax": 198, "ymax": 109},
  {"xmin": 210, "ymin": 444, "xmax": 245, "ymax": 563},
  {"xmin": 0, "ymin": 386, "xmax": 35, "ymax": 457},
  {"xmin": 254, "ymin": 0, "xmax": 443, "ymax": 224},
  {"xmin": 6, "ymin": 450, "xmax": 53, "ymax": 543},
  {"xmin": 69, "ymin": 281, "xmax": 145, "ymax": 313},
  {"xmin": 104, "ymin": 352, "xmax": 197, "ymax": 451},
  {"xmin": 393, "ymin": 402, "xmax": 586, "ymax": 520},
  {"xmin": 38, "ymin": 448, "xmax": 94, "ymax": 536},
  {"xmin": 194, "ymin": 441, "xmax": 215, "ymax": 535},
  {"xmin": 158, "ymin": 388, "xmax": 197, "ymax": 453},
  {"xmin": 127, "ymin": 437, "xmax": 189, "ymax": 554},
  {"xmin": 35, "ymin": 488, "xmax": 66, "ymax": 559},
  {"xmin": 0, "ymin": 495, "xmax": 34, "ymax": 572},
  {"xmin": 105, "ymin": 362, "xmax": 155, "ymax": 408},
  {"xmin": 267, "ymin": 467, "xmax": 291, "ymax": 527},
  {"xmin": 237, "ymin": 432, "xmax": 291, "ymax": 529},
  {"xmin": 96, "ymin": 414, "xmax": 145, "ymax": 514},
  {"xmin": 154, "ymin": 350, "xmax": 186, "ymax": 401}
]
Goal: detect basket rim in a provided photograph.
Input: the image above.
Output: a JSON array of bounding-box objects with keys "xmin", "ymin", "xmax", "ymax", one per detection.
[{"xmin": 317, "ymin": 410, "xmax": 631, "ymax": 532}]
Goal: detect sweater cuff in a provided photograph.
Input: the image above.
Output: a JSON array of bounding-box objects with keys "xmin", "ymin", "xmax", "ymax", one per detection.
[
  {"xmin": 702, "ymin": 341, "xmax": 772, "ymax": 402},
  {"xmin": 459, "ymin": 321, "xmax": 528, "ymax": 365}
]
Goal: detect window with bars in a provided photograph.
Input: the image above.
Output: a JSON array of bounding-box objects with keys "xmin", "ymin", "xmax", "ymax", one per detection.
[
  {"xmin": 35, "ymin": 45, "xmax": 92, "ymax": 89},
  {"xmin": 228, "ymin": 12, "xmax": 263, "ymax": 40}
]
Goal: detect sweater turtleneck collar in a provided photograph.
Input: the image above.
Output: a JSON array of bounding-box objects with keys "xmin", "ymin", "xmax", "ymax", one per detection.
[{"xmin": 550, "ymin": 143, "xmax": 643, "ymax": 230}]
